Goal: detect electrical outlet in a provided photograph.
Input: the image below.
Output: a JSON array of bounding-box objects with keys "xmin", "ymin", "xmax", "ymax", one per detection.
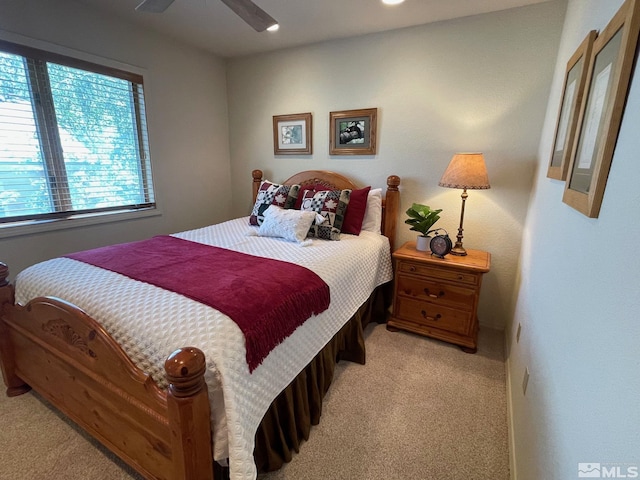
[
  {"xmin": 522, "ymin": 367, "xmax": 530, "ymax": 395},
  {"xmin": 516, "ymin": 323, "xmax": 522, "ymax": 343}
]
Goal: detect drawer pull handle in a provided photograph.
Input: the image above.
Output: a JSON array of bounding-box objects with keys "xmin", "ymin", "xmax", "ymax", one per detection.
[
  {"xmin": 457, "ymin": 275, "xmax": 464, "ymax": 280},
  {"xmin": 409, "ymin": 265, "xmax": 417, "ymax": 272},
  {"xmin": 420, "ymin": 311, "xmax": 442, "ymax": 322},
  {"xmin": 424, "ymin": 288, "xmax": 445, "ymax": 299}
]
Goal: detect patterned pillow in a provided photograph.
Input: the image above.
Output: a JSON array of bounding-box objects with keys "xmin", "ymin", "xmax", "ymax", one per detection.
[
  {"xmin": 300, "ymin": 189, "xmax": 351, "ymax": 240},
  {"xmin": 250, "ymin": 180, "xmax": 301, "ymax": 226}
]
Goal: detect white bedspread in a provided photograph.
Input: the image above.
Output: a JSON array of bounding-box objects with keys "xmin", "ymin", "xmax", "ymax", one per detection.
[{"xmin": 15, "ymin": 217, "xmax": 393, "ymax": 480}]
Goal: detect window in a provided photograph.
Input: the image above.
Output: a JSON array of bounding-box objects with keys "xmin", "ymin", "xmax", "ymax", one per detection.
[{"xmin": 0, "ymin": 40, "xmax": 155, "ymax": 225}]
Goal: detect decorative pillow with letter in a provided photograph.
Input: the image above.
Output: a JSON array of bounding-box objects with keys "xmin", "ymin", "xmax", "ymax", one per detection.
[
  {"xmin": 258, "ymin": 205, "xmax": 319, "ymax": 243},
  {"xmin": 250, "ymin": 180, "xmax": 300, "ymax": 226},
  {"xmin": 300, "ymin": 189, "xmax": 351, "ymax": 240},
  {"xmin": 293, "ymin": 185, "xmax": 315, "ymax": 210}
]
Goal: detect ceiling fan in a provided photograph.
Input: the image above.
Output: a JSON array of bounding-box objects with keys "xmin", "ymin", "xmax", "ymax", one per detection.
[{"xmin": 135, "ymin": 0, "xmax": 278, "ymax": 32}]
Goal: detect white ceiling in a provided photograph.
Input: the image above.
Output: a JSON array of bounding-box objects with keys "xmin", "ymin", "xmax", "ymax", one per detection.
[{"xmin": 76, "ymin": 0, "xmax": 552, "ymax": 58}]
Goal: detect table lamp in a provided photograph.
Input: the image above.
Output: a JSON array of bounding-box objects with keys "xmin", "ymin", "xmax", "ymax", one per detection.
[{"xmin": 438, "ymin": 153, "xmax": 490, "ymax": 256}]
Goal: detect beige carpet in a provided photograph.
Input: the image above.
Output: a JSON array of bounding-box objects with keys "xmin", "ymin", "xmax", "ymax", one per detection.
[{"xmin": 0, "ymin": 324, "xmax": 508, "ymax": 480}]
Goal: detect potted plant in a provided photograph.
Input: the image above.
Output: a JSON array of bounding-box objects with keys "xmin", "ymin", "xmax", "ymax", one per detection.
[{"xmin": 405, "ymin": 203, "xmax": 443, "ymax": 251}]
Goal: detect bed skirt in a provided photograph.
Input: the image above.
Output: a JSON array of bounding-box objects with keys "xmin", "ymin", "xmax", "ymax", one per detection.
[{"xmin": 253, "ymin": 282, "xmax": 391, "ymax": 473}]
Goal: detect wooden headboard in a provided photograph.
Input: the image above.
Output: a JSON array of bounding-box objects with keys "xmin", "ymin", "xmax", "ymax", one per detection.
[{"xmin": 251, "ymin": 169, "xmax": 401, "ymax": 251}]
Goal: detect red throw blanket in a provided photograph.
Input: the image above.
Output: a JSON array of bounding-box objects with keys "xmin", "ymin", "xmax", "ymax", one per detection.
[{"xmin": 65, "ymin": 236, "xmax": 330, "ymax": 372}]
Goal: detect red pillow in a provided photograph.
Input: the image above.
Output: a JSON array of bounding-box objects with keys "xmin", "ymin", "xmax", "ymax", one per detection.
[{"xmin": 341, "ymin": 186, "xmax": 371, "ymax": 235}]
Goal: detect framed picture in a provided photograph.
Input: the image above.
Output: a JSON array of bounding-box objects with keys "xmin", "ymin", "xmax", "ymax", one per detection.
[
  {"xmin": 547, "ymin": 31, "xmax": 597, "ymax": 181},
  {"xmin": 563, "ymin": 0, "xmax": 640, "ymax": 217},
  {"xmin": 329, "ymin": 108, "xmax": 377, "ymax": 155},
  {"xmin": 273, "ymin": 113, "xmax": 312, "ymax": 155}
]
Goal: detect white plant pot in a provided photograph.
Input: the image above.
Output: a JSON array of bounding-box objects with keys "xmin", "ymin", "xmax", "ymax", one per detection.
[{"xmin": 416, "ymin": 235, "xmax": 430, "ymax": 251}]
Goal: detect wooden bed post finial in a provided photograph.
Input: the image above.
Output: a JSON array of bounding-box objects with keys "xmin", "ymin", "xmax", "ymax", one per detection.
[
  {"xmin": 0, "ymin": 262, "xmax": 8, "ymax": 288},
  {"xmin": 165, "ymin": 347, "xmax": 214, "ymax": 480},
  {"xmin": 252, "ymin": 170, "xmax": 263, "ymax": 204},
  {"xmin": 0, "ymin": 261, "xmax": 13, "ymax": 309},
  {"xmin": 165, "ymin": 347, "xmax": 207, "ymax": 398},
  {"xmin": 387, "ymin": 175, "xmax": 400, "ymax": 192}
]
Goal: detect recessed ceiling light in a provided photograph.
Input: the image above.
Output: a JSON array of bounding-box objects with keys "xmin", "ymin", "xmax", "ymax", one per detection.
[
  {"xmin": 267, "ymin": 23, "xmax": 279, "ymax": 32},
  {"xmin": 382, "ymin": 0, "xmax": 405, "ymax": 5}
]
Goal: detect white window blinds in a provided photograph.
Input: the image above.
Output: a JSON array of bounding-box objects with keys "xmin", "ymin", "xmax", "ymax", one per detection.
[{"xmin": 0, "ymin": 40, "xmax": 155, "ymax": 223}]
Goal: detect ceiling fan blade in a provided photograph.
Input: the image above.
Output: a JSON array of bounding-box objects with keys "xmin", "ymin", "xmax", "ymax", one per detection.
[
  {"xmin": 220, "ymin": 0, "xmax": 278, "ymax": 32},
  {"xmin": 135, "ymin": 0, "xmax": 175, "ymax": 13}
]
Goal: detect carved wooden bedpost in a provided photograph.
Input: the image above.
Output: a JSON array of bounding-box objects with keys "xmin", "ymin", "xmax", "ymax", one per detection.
[
  {"xmin": 0, "ymin": 262, "xmax": 31, "ymax": 397},
  {"xmin": 252, "ymin": 169, "xmax": 263, "ymax": 204},
  {"xmin": 384, "ymin": 175, "xmax": 401, "ymax": 252},
  {"xmin": 165, "ymin": 347, "xmax": 214, "ymax": 480},
  {"xmin": 0, "ymin": 262, "xmax": 13, "ymax": 307}
]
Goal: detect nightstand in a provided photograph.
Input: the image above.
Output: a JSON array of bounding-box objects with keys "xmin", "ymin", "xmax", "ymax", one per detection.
[{"xmin": 387, "ymin": 241, "xmax": 491, "ymax": 353}]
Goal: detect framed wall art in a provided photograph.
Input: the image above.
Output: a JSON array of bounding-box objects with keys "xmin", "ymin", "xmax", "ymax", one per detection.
[
  {"xmin": 273, "ymin": 112, "xmax": 312, "ymax": 155},
  {"xmin": 329, "ymin": 108, "xmax": 377, "ymax": 155},
  {"xmin": 547, "ymin": 30, "xmax": 597, "ymax": 180},
  {"xmin": 563, "ymin": 0, "xmax": 640, "ymax": 217}
]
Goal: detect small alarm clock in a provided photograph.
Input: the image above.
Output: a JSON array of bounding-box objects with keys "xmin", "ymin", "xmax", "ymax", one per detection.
[{"xmin": 429, "ymin": 229, "xmax": 453, "ymax": 258}]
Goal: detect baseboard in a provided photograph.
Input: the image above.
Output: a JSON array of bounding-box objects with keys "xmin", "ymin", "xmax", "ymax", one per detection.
[
  {"xmin": 504, "ymin": 333, "xmax": 518, "ymax": 480},
  {"xmin": 484, "ymin": 323, "xmax": 517, "ymax": 479}
]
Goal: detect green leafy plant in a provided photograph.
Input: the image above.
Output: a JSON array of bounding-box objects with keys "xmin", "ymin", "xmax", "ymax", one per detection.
[{"xmin": 405, "ymin": 203, "xmax": 443, "ymax": 237}]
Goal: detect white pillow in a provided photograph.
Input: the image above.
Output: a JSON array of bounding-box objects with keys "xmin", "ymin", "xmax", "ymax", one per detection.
[
  {"xmin": 258, "ymin": 205, "xmax": 318, "ymax": 243},
  {"xmin": 360, "ymin": 188, "xmax": 382, "ymax": 234}
]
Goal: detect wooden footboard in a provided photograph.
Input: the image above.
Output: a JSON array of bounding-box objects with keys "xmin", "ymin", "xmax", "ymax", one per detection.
[{"xmin": 0, "ymin": 264, "xmax": 214, "ymax": 480}]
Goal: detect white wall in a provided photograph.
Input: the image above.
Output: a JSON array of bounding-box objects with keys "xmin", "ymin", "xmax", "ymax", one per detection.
[
  {"xmin": 226, "ymin": 1, "xmax": 567, "ymax": 330},
  {"xmin": 508, "ymin": 0, "xmax": 640, "ymax": 478},
  {"xmin": 0, "ymin": 0, "xmax": 231, "ymax": 275}
]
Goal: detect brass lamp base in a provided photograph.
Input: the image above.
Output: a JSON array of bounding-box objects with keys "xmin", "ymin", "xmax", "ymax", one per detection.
[
  {"xmin": 450, "ymin": 243, "xmax": 467, "ymax": 256},
  {"xmin": 450, "ymin": 189, "xmax": 468, "ymax": 256}
]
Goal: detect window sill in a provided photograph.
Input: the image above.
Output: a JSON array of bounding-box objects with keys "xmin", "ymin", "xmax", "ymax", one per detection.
[{"xmin": 0, "ymin": 207, "xmax": 162, "ymax": 239}]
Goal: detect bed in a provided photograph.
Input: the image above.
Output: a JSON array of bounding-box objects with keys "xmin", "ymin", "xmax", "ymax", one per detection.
[{"xmin": 0, "ymin": 169, "xmax": 401, "ymax": 480}]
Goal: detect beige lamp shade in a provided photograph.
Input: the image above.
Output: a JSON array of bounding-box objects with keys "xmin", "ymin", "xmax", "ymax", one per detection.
[
  {"xmin": 439, "ymin": 153, "xmax": 490, "ymax": 190},
  {"xmin": 438, "ymin": 152, "xmax": 490, "ymax": 256}
]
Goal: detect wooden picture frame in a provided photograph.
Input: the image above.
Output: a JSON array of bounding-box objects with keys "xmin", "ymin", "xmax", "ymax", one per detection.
[
  {"xmin": 563, "ymin": 0, "xmax": 640, "ymax": 217},
  {"xmin": 273, "ymin": 113, "xmax": 312, "ymax": 155},
  {"xmin": 547, "ymin": 31, "xmax": 597, "ymax": 180},
  {"xmin": 329, "ymin": 108, "xmax": 377, "ymax": 155}
]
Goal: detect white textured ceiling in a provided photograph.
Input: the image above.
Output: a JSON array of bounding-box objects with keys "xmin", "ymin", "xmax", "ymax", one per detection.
[{"xmin": 76, "ymin": 0, "xmax": 553, "ymax": 58}]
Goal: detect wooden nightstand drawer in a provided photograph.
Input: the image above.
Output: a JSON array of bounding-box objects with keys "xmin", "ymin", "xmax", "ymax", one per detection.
[
  {"xmin": 389, "ymin": 243, "xmax": 491, "ymax": 353},
  {"xmin": 398, "ymin": 260, "xmax": 479, "ymax": 285},
  {"xmin": 395, "ymin": 296, "xmax": 471, "ymax": 335},
  {"xmin": 396, "ymin": 275, "xmax": 475, "ymax": 310}
]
